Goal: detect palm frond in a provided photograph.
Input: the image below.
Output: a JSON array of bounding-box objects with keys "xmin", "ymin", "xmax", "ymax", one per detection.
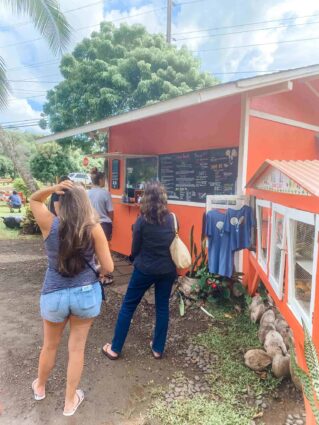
[
  {"xmin": 0, "ymin": 56, "xmax": 10, "ymax": 109},
  {"xmin": 4, "ymin": 0, "xmax": 71, "ymax": 54}
]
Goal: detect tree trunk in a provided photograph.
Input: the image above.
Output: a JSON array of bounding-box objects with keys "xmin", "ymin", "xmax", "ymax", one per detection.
[{"xmin": 0, "ymin": 128, "xmax": 38, "ymax": 193}]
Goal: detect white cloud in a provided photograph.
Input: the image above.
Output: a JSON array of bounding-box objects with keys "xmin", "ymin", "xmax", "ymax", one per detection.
[
  {"xmin": 0, "ymin": 0, "xmax": 105, "ymax": 132},
  {"xmin": 1, "ymin": 0, "xmax": 319, "ymax": 131},
  {"xmin": 0, "ymin": 94, "xmax": 44, "ymax": 134},
  {"xmin": 103, "ymin": 3, "xmax": 165, "ymax": 34}
]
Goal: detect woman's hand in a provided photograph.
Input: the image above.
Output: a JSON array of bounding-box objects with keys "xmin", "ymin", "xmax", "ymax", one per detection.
[{"xmin": 53, "ymin": 180, "xmax": 73, "ymax": 195}]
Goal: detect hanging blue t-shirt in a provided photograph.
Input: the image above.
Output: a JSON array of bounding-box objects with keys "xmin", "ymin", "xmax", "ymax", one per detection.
[
  {"xmin": 224, "ymin": 205, "xmax": 254, "ymax": 251},
  {"xmin": 205, "ymin": 210, "xmax": 233, "ymax": 278}
]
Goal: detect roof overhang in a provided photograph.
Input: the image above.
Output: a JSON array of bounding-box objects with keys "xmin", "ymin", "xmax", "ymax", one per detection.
[
  {"xmin": 88, "ymin": 152, "xmax": 157, "ymax": 159},
  {"xmin": 37, "ymin": 64, "xmax": 319, "ymax": 144}
]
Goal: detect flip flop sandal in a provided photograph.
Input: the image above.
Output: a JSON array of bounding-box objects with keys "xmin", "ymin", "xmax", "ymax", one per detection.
[
  {"xmin": 63, "ymin": 389, "xmax": 84, "ymax": 417},
  {"xmin": 149, "ymin": 342, "xmax": 163, "ymax": 360},
  {"xmin": 102, "ymin": 343, "xmax": 119, "ymax": 360},
  {"xmin": 103, "ymin": 276, "xmax": 114, "ymax": 286},
  {"xmin": 32, "ymin": 379, "xmax": 46, "ymax": 401}
]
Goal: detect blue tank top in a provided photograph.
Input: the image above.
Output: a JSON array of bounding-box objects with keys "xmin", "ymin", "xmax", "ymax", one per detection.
[{"xmin": 42, "ymin": 217, "xmax": 97, "ymax": 295}]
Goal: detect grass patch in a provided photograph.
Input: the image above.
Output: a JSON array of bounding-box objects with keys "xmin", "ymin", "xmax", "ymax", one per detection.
[
  {"xmin": 149, "ymin": 303, "xmax": 281, "ymax": 425},
  {"xmin": 0, "ymin": 205, "xmax": 36, "ymax": 240},
  {"xmin": 197, "ymin": 305, "xmax": 279, "ymax": 405},
  {"xmin": 149, "ymin": 396, "xmax": 254, "ymax": 425}
]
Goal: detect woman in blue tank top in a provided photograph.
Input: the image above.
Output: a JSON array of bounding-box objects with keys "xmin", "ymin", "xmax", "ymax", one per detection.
[{"xmin": 30, "ymin": 181, "xmax": 113, "ymax": 416}]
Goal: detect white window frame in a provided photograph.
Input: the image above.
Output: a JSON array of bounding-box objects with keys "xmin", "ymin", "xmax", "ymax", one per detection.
[
  {"xmin": 286, "ymin": 209, "xmax": 319, "ymax": 332},
  {"xmin": 256, "ymin": 199, "xmax": 271, "ymax": 274},
  {"xmin": 269, "ymin": 203, "xmax": 287, "ymax": 300}
]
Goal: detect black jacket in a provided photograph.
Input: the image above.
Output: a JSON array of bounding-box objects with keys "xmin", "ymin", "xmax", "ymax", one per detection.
[{"xmin": 131, "ymin": 214, "xmax": 176, "ymax": 275}]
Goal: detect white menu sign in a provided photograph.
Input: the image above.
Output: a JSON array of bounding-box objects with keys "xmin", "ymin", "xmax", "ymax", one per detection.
[{"xmin": 255, "ymin": 167, "xmax": 310, "ymax": 195}]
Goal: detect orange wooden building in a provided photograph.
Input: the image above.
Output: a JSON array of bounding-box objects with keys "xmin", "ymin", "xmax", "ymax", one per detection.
[{"xmin": 39, "ymin": 64, "xmax": 319, "ymax": 424}]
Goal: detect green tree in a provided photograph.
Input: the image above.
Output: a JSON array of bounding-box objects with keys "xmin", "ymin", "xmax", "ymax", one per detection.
[
  {"xmin": 43, "ymin": 22, "xmax": 217, "ymax": 148},
  {"xmin": 30, "ymin": 142, "xmax": 75, "ymax": 183},
  {"xmin": 0, "ymin": 0, "xmax": 71, "ymax": 192},
  {"xmin": 0, "ymin": 155, "xmax": 15, "ymax": 178},
  {"xmin": 0, "ymin": 130, "xmax": 38, "ymax": 191},
  {"xmin": 0, "ymin": 0, "xmax": 71, "ymax": 107}
]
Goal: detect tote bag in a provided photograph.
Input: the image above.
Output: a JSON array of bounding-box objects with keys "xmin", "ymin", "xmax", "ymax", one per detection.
[{"xmin": 169, "ymin": 213, "xmax": 192, "ymax": 269}]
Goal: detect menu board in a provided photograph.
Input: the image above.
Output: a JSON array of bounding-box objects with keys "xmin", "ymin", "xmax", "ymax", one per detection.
[
  {"xmin": 159, "ymin": 148, "xmax": 238, "ymax": 202},
  {"xmin": 255, "ymin": 167, "xmax": 310, "ymax": 195},
  {"xmin": 111, "ymin": 159, "xmax": 120, "ymax": 189}
]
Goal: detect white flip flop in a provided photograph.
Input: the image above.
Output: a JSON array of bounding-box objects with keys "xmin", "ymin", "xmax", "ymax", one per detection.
[
  {"xmin": 32, "ymin": 379, "xmax": 46, "ymax": 401},
  {"xmin": 63, "ymin": 389, "xmax": 84, "ymax": 416}
]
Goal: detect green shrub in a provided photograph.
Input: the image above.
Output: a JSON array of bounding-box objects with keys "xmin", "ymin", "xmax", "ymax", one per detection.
[
  {"xmin": 13, "ymin": 177, "xmax": 29, "ymax": 196},
  {"xmin": 291, "ymin": 321, "xmax": 319, "ymax": 422}
]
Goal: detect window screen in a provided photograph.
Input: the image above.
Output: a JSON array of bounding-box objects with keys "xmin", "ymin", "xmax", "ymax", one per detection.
[{"xmin": 292, "ymin": 220, "xmax": 315, "ymax": 315}]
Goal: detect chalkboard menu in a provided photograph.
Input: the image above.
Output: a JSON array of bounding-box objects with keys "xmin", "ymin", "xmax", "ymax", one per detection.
[
  {"xmin": 111, "ymin": 159, "xmax": 120, "ymax": 189},
  {"xmin": 159, "ymin": 148, "xmax": 238, "ymax": 202}
]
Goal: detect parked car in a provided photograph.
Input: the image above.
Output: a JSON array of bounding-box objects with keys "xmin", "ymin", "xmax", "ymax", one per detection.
[{"xmin": 68, "ymin": 172, "xmax": 92, "ymax": 185}]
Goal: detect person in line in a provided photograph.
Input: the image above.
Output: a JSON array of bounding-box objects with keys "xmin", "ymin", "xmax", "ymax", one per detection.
[
  {"xmin": 30, "ymin": 181, "xmax": 113, "ymax": 416},
  {"xmin": 102, "ymin": 181, "xmax": 177, "ymax": 360},
  {"xmin": 88, "ymin": 171, "xmax": 114, "ymax": 284},
  {"xmin": 8, "ymin": 190, "xmax": 22, "ymax": 212},
  {"xmin": 49, "ymin": 175, "xmax": 71, "ymax": 216}
]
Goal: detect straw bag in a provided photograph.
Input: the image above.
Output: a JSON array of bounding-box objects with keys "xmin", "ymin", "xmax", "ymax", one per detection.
[{"xmin": 169, "ymin": 213, "xmax": 192, "ymax": 269}]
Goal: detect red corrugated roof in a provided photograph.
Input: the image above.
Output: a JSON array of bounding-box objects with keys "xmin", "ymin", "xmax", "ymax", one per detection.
[{"xmin": 247, "ymin": 159, "xmax": 319, "ymax": 197}]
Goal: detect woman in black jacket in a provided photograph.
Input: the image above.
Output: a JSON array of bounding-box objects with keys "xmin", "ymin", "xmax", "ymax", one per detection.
[{"xmin": 102, "ymin": 181, "xmax": 177, "ymax": 359}]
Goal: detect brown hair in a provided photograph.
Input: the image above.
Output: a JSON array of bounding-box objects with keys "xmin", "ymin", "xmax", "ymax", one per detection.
[
  {"xmin": 58, "ymin": 185, "xmax": 98, "ymax": 277},
  {"xmin": 91, "ymin": 171, "xmax": 105, "ymax": 186},
  {"xmin": 140, "ymin": 181, "xmax": 169, "ymax": 224}
]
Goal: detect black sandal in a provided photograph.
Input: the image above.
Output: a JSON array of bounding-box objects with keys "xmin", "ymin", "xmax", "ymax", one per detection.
[{"xmin": 102, "ymin": 343, "xmax": 119, "ymax": 360}]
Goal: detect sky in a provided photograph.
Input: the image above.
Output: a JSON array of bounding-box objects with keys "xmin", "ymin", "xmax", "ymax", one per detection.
[{"xmin": 0, "ymin": 0, "xmax": 319, "ymax": 133}]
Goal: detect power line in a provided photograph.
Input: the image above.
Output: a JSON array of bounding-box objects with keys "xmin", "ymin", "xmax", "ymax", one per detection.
[
  {"xmin": 5, "ymin": 15, "xmax": 319, "ymax": 74},
  {"xmin": 0, "ymin": 118, "xmax": 42, "ymax": 125},
  {"xmin": 7, "ymin": 60, "xmax": 60, "ymax": 72},
  {"xmin": 172, "ymin": 12, "xmax": 319, "ymax": 35},
  {"xmin": 174, "ymin": 19, "xmax": 319, "ymax": 42},
  {"xmin": 0, "ymin": 0, "xmax": 206, "ymax": 50},
  {"xmin": 2, "ymin": 124, "xmax": 42, "ymax": 129},
  {"xmin": 0, "ymin": 5, "xmax": 167, "ymax": 50},
  {"xmin": 0, "ymin": 0, "xmax": 104, "ymax": 31},
  {"xmin": 7, "ymin": 79, "xmax": 61, "ymax": 83},
  {"xmin": 192, "ymin": 35, "xmax": 319, "ymax": 53}
]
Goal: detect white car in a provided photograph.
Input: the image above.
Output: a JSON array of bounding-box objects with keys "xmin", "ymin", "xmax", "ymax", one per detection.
[{"xmin": 69, "ymin": 173, "xmax": 92, "ymax": 185}]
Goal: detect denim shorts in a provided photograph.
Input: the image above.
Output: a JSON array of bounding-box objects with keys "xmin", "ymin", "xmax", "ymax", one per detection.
[{"xmin": 40, "ymin": 282, "xmax": 102, "ymax": 323}]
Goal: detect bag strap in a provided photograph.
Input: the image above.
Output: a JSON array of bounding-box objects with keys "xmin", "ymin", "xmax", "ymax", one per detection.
[
  {"xmin": 84, "ymin": 257, "xmax": 99, "ymax": 278},
  {"xmin": 171, "ymin": 212, "xmax": 178, "ymax": 235}
]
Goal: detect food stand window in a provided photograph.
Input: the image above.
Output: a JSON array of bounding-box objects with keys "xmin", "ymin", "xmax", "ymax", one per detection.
[
  {"xmin": 256, "ymin": 199, "xmax": 271, "ymax": 273},
  {"xmin": 287, "ymin": 210, "xmax": 319, "ymax": 330},
  {"xmin": 125, "ymin": 157, "xmax": 158, "ymax": 191},
  {"xmin": 269, "ymin": 203, "xmax": 287, "ymax": 299}
]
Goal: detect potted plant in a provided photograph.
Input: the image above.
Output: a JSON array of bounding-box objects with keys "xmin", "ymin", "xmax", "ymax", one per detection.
[{"xmin": 195, "ymin": 268, "xmax": 246, "ymax": 304}]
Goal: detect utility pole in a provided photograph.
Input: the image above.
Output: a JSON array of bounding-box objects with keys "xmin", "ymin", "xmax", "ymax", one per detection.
[{"xmin": 166, "ymin": 0, "xmax": 172, "ymax": 44}]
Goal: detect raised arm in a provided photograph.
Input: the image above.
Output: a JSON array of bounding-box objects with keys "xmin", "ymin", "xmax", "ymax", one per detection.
[
  {"xmin": 30, "ymin": 181, "xmax": 73, "ymax": 239},
  {"xmin": 92, "ymin": 224, "xmax": 114, "ymax": 276}
]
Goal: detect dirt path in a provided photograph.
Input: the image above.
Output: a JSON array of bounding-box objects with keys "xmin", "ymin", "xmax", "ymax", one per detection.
[
  {"xmin": 0, "ymin": 238, "xmax": 307, "ymax": 425},
  {"xmin": 0, "ymin": 238, "xmax": 209, "ymax": 425}
]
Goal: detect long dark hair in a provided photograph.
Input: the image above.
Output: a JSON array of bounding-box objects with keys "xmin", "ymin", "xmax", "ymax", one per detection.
[
  {"xmin": 58, "ymin": 185, "xmax": 98, "ymax": 277},
  {"xmin": 141, "ymin": 181, "xmax": 169, "ymax": 224}
]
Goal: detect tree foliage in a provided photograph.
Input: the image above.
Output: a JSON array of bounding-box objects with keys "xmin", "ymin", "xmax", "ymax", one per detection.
[
  {"xmin": 0, "ymin": 129, "xmax": 38, "ymax": 192},
  {"xmin": 43, "ymin": 23, "xmax": 217, "ymax": 146},
  {"xmin": 0, "ymin": 154, "xmax": 15, "ymax": 178},
  {"xmin": 30, "ymin": 142, "xmax": 75, "ymax": 183}
]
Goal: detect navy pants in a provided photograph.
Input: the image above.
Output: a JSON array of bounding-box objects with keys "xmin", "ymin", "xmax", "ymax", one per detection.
[{"xmin": 111, "ymin": 267, "xmax": 176, "ymax": 354}]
